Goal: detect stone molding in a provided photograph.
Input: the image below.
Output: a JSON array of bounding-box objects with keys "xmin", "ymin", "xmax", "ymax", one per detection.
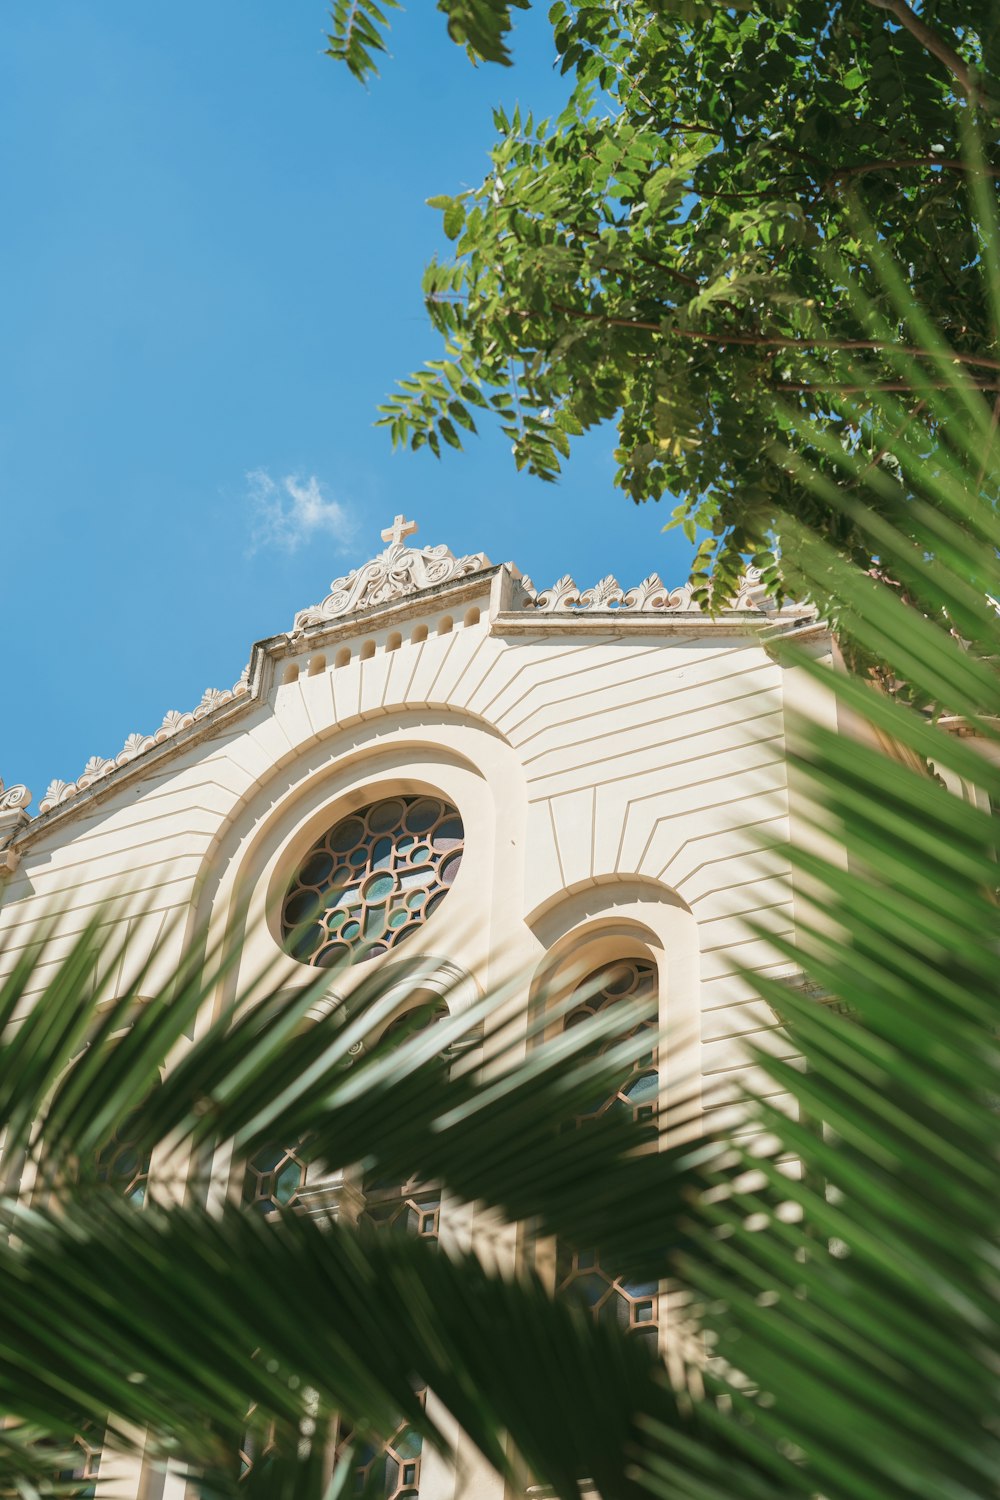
[{"xmin": 11, "ymin": 518, "xmax": 807, "ymax": 830}]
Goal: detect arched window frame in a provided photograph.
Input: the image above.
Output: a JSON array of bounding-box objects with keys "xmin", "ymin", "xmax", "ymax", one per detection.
[
  {"xmin": 237, "ymin": 979, "xmax": 473, "ymax": 1500},
  {"xmin": 529, "ymin": 923, "xmax": 667, "ymax": 1357}
]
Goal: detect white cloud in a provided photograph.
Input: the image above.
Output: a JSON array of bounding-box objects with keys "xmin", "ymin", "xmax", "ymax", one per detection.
[{"xmin": 246, "ymin": 469, "xmax": 355, "ymax": 554}]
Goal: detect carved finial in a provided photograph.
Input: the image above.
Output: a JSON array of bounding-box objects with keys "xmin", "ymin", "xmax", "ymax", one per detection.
[{"xmin": 380, "ymin": 514, "xmax": 418, "ymax": 548}]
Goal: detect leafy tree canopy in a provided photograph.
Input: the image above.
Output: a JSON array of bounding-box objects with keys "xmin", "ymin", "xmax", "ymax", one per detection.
[{"xmin": 329, "ymin": 0, "xmax": 1000, "ymax": 602}]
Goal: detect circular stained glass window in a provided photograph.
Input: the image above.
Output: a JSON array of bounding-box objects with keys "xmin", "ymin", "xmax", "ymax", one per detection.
[{"xmin": 282, "ymin": 796, "xmax": 464, "ymax": 967}]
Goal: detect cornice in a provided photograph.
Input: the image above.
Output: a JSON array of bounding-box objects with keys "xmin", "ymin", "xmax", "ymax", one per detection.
[
  {"xmin": 4, "ymin": 517, "xmax": 815, "ymax": 851},
  {"xmin": 7, "ymin": 565, "xmax": 505, "ymax": 852}
]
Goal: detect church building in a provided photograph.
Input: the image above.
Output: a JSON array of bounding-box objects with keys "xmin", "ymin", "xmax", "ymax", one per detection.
[{"xmin": 0, "ymin": 516, "xmax": 828, "ymax": 1499}]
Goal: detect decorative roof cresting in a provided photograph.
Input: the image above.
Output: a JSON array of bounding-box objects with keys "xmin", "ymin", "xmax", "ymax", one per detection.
[
  {"xmin": 16, "ymin": 518, "xmax": 810, "ymax": 829},
  {"xmin": 37, "ymin": 666, "xmax": 252, "ymax": 815},
  {"xmin": 291, "ymin": 515, "xmax": 492, "ymax": 634},
  {"xmin": 518, "ymin": 567, "xmax": 775, "ymax": 613}
]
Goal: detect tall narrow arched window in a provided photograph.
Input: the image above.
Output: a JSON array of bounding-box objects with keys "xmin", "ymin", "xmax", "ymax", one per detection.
[
  {"xmin": 337, "ymin": 1001, "xmax": 447, "ymax": 1499},
  {"xmin": 556, "ymin": 958, "xmax": 660, "ymax": 1350},
  {"xmin": 71, "ymin": 1098, "xmax": 151, "ymax": 1491}
]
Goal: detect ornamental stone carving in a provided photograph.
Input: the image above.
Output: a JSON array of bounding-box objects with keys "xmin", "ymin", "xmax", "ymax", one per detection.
[
  {"xmin": 37, "ymin": 665, "xmax": 253, "ymax": 815},
  {"xmin": 0, "ymin": 779, "xmax": 31, "ymax": 813},
  {"xmin": 291, "ymin": 516, "xmax": 491, "ymax": 634},
  {"xmin": 521, "ymin": 566, "xmax": 768, "ymax": 613},
  {"xmin": 26, "ymin": 521, "xmax": 794, "ymax": 823}
]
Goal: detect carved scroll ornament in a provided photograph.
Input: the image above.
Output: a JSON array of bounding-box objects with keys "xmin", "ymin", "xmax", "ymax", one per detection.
[
  {"xmin": 292, "ymin": 537, "xmax": 492, "ymax": 634},
  {"xmin": 520, "ymin": 567, "xmax": 767, "ymax": 613},
  {"xmin": 0, "ymin": 779, "xmax": 31, "ymax": 813}
]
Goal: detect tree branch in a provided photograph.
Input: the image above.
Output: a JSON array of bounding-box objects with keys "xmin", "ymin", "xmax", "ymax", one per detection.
[
  {"xmin": 825, "ymin": 157, "xmax": 1000, "ymax": 192},
  {"xmin": 772, "ymin": 380, "xmax": 1000, "ymax": 392},
  {"xmin": 865, "ymin": 0, "xmax": 994, "ymax": 111},
  {"xmin": 542, "ymin": 301, "xmax": 1000, "ymax": 368}
]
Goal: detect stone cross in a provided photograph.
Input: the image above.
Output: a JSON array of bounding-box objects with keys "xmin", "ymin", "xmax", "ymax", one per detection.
[{"xmin": 381, "ymin": 514, "xmax": 418, "ymax": 548}]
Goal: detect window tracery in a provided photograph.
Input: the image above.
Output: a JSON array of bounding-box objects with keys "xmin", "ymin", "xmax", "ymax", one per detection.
[
  {"xmin": 58, "ymin": 1424, "xmax": 102, "ymax": 1498},
  {"xmin": 239, "ymin": 1002, "xmax": 447, "ymax": 1494},
  {"xmin": 557, "ymin": 957, "xmax": 660, "ymax": 1349},
  {"xmin": 343, "ymin": 1403, "xmax": 425, "ymax": 1500},
  {"xmin": 564, "ymin": 959, "xmax": 659, "ymax": 1126},
  {"xmin": 243, "ymin": 1141, "xmax": 311, "ymax": 1217},
  {"xmin": 361, "ymin": 1171, "xmax": 441, "ymax": 1243},
  {"xmin": 343, "ymin": 1002, "xmax": 446, "ymax": 1498},
  {"xmin": 282, "ymin": 798, "xmax": 464, "ymax": 967}
]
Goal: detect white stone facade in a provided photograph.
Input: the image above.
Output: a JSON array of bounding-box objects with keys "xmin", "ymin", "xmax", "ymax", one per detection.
[{"xmin": 0, "ymin": 519, "xmax": 831, "ymax": 1500}]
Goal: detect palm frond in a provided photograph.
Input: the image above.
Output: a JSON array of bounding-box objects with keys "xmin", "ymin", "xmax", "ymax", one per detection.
[{"xmin": 636, "ymin": 199, "xmax": 1000, "ymax": 1500}]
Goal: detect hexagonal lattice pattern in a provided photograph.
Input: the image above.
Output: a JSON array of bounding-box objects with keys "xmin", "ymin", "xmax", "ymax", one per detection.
[
  {"xmin": 556, "ymin": 1244, "xmax": 659, "ymax": 1350},
  {"xmin": 281, "ymin": 797, "xmax": 464, "ymax": 967},
  {"xmin": 348, "ymin": 1413, "xmax": 424, "ymax": 1500},
  {"xmin": 565, "ymin": 958, "xmax": 659, "ymax": 1124},
  {"xmin": 362, "ymin": 1183, "xmax": 440, "ymax": 1242},
  {"xmin": 243, "ymin": 1142, "xmax": 309, "ymax": 1217},
  {"xmin": 557, "ymin": 958, "xmax": 660, "ymax": 1345}
]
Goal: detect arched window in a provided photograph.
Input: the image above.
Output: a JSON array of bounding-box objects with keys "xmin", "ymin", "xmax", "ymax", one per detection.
[
  {"xmin": 345, "ymin": 1001, "xmax": 447, "ymax": 1498},
  {"xmin": 71, "ymin": 1101, "xmax": 150, "ymax": 1490},
  {"xmin": 240, "ymin": 1002, "xmax": 448, "ymax": 1494},
  {"xmin": 281, "ymin": 797, "xmax": 464, "ymax": 967},
  {"xmin": 563, "ymin": 959, "xmax": 659, "ymax": 1126},
  {"xmin": 555, "ymin": 958, "xmax": 660, "ymax": 1351},
  {"xmin": 361, "ymin": 1002, "xmax": 445, "ymax": 1242}
]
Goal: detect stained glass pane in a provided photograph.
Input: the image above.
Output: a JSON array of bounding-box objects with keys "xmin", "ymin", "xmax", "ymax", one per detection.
[
  {"xmin": 556, "ymin": 959, "xmax": 660, "ymax": 1347},
  {"xmin": 348, "ymin": 1000, "xmax": 446, "ymax": 1500},
  {"xmin": 244, "ymin": 1142, "xmax": 309, "ymax": 1218},
  {"xmin": 282, "ymin": 798, "xmax": 464, "ymax": 967},
  {"xmin": 341, "ymin": 1404, "xmax": 426, "ymax": 1500},
  {"xmin": 300, "ymin": 851, "xmax": 335, "ymax": 886}
]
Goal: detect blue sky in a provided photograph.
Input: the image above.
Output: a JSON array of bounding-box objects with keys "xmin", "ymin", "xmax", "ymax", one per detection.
[{"xmin": 2, "ymin": 4, "xmax": 696, "ymax": 809}]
